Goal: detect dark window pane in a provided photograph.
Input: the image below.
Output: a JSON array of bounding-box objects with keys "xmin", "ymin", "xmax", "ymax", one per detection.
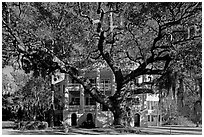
[
  {"xmin": 148, "ymin": 115, "xmax": 150, "ymax": 122},
  {"xmin": 85, "ymin": 97, "xmax": 89, "ymax": 105},
  {"xmin": 70, "ymin": 97, "xmax": 80, "ymax": 105},
  {"xmin": 101, "ymin": 104, "xmax": 108, "ymax": 111},
  {"xmin": 151, "ymin": 115, "xmax": 154, "ymax": 122},
  {"xmin": 90, "ymin": 98, "xmax": 96, "ymax": 105}
]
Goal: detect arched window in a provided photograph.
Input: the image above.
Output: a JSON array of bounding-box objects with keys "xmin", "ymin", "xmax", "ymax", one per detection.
[{"xmin": 71, "ymin": 113, "xmax": 77, "ymax": 126}]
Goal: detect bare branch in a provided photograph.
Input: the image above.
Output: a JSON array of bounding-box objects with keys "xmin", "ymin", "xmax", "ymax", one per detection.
[
  {"xmin": 173, "ymin": 35, "xmax": 201, "ymax": 45},
  {"xmin": 126, "ymin": 51, "xmax": 142, "ymax": 65},
  {"xmin": 175, "ymin": 3, "xmax": 183, "ymax": 17},
  {"xmin": 77, "ymin": 2, "xmax": 93, "ymax": 24},
  {"xmin": 127, "ymin": 29, "xmax": 146, "ymax": 62},
  {"xmin": 151, "ymin": 25, "xmax": 163, "ymax": 55},
  {"xmin": 123, "ymin": 53, "xmax": 171, "ymax": 85},
  {"xmin": 98, "ymin": 31, "xmax": 116, "ymax": 73},
  {"xmin": 181, "ymin": 2, "xmax": 199, "ymax": 17}
]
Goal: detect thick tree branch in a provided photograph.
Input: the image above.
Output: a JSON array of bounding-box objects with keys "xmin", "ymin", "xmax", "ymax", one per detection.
[
  {"xmin": 144, "ymin": 69, "xmax": 164, "ymax": 75},
  {"xmin": 98, "ymin": 31, "xmax": 116, "ymax": 73},
  {"xmin": 151, "ymin": 25, "xmax": 163, "ymax": 57},
  {"xmin": 123, "ymin": 53, "xmax": 172, "ymax": 85}
]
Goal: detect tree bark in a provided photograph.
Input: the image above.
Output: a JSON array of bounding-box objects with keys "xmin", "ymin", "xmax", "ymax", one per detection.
[
  {"xmin": 108, "ymin": 95, "xmax": 125, "ymax": 126},
  {"xmin": 112, "ymin": 107, "xmax": 124, "ymax": 126},
  {"xmin": 177, "ymin": 78, "xmax": 184, "ymax": 114}
]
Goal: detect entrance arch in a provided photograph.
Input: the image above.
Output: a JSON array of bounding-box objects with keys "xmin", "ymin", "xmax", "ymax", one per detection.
[
  {"xmin": 87, "ymin": 113, "xmax": 93, "ymax": 122},
  {"xmin": 86, "ymin": 113, "xmax": 95, "ymax": 128},
  {"xmin": 71, "ymin": 113, "xmax": 77, "ymax": 126},
  {"xmin": 134, "ymin": 113, "xmax": 140, "ymax": 127}
]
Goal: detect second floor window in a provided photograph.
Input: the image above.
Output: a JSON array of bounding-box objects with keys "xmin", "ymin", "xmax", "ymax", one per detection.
[
  {"xmin": 148, "ymin": 115, "xmax": 150, "ymax": 122},
  {"xmin": 147, "ymin": 101, "xmax": 158, "ymax": 110},
  {"xmin": 89, "ymin": 78, "xmax": 96, "ymax": 86},
  {"xmin": 85, "ymin": 97, "xmax": 96, "ymax": 105},
  {"xmin": 100, "ymin": 79, "xmax": 111, "ymax": 92},
  {"xmin": 69, "ymin": 97, "xmax": 80, "ymax": 105}
]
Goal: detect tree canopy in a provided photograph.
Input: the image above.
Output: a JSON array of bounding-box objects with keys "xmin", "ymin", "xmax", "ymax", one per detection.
[{"xmin": 2, "ymin": 2, "xmax": 202, "ymax": 126}]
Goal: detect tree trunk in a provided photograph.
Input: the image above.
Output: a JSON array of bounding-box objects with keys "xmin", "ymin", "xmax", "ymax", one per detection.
[
  {"xmin": 198, "ymin": 78, "xmax": 202, "ymax": 102},
  {"xmin": 177, "ymin": 78, "xmax": 184, "ymax": 114},
  {"xmin": 113, "ymin": 109, "xmax": 124, "ymax": 126},
  {"xmin": 109, "ymin": 100, "xmax": 124, "ymax": 126}
]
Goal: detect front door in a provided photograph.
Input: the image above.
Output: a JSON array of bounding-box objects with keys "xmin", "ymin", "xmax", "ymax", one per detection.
[
  {"xmin": 86, "ymin": 113, "xmax": 94, "ymax": 128},
  {"xmin": 71, "ymin": 113, "xmax": 77, "ymax": 126}
]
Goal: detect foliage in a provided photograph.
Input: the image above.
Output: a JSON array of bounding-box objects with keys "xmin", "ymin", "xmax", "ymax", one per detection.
[
  {"xmin": 15, "ymin": 121, "xmax": 48, "ymax": 130},
  {"xmin": 19, "ymin": 76, "xmax": 52, "ymax": 121},
  {"xmin": 2, "ymin": 71, "xmax": 30, "ymax": 121}
]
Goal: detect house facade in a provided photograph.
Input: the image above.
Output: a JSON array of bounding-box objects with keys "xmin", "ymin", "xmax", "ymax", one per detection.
[{"xmin": 53, "ymin": 68, "xmax": 161, "ymax": 127}]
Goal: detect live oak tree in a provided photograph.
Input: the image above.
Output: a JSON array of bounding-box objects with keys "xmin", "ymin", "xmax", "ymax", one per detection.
[{"xmin": 2, "ymin": 2, "xmax": 201, "ymax": 126}]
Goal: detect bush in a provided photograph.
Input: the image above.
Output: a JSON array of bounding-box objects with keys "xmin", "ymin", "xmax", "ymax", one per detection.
[
  {"xmin": 15, "ymin": 121, "xmax": 48, "ymax": 130},
  {"xmin": 162, "ymin": 116, "xmax": 195, "ymax": 126},
  {"xmin": 38, "ymin": 121, "xmax": 48, "ymax": 130}
]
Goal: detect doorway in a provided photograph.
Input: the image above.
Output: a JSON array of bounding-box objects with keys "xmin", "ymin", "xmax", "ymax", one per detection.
[
  {"xmin": 86, "ymin": 113, "xmax": 95, "ymax": 128},
  {"xmin": 71, "ymin": 113, "xmax": 77, "ymax": 126},
  {"xmin": 134, "ymin": 113, "xmax": 140, "ymax": 127}
]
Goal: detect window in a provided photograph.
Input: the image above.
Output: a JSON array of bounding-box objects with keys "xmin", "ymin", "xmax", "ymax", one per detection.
[
  {"xmin": 55, "ymin": 84, "xmax": 61, "ymax": 92},
  {"xmin": 135, "ymin": 77, "xmax": 139, "ymax": 85},
  {"xmin": 101, "ymin": 104, "xmax": 108, "ymax": 111},
  {"xmin": 151, "ymin": 115, "xmax": 154, "ymax": 122},
  {"xmin": 105, "ymin": 90, "xmax": 112, "ymax": 96},
  {"xmin": 85, "ymin": 97, "xmax": 96, "ymax": 105},
  {"xmin": 135, "ymin": 97, "xmax": 140, "ymax": 105},
  {"xmin": 63, "ymin": 85, "xmax": 65, "ymax": 93},
  {"xmin": 69, "ymin": 97, "xmax": 80, "ymax": 105},
  {"xmin": 147, "ymin": 101, "xmax": 150, "ymax": 110},
  {"xmin": 151, "ymin": 101, "xmax": 154, "ymax": 110},
  {"xmin": 148, "ymin": 115, "xmax": 150, "ymax": 122},
  {"xmin": 100, "ymin": 79, "xmax": 111, "ymax": 93},
  {"xmin": 71, "ymin": 79, "xmax": 79, "ymax": 84},
  {"xmin": 89, "ymin": 78, "xmax": 96, "ymax": 86},
  {"xmin": 147, "ymin": 101, "xmax": 156, "ymax": 110},
  {"xmin": 151, "ymin": 101, "xmax": 158, "ymax": 110}
]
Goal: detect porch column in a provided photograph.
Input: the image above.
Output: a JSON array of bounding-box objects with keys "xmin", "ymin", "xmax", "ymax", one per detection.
[
  {"xmin": 63, "ymin": 74, "xmax": 69, "ymax": 123},
  {"xmin": 95, "ymin": 68, "xmax": 100, "ymax": 127}
]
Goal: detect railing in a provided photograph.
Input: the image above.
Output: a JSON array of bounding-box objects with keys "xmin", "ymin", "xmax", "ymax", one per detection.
[
  {"xmin": 67, "ymin": 84, "xmax": 81, "ymax": 91},
  {"xmin": 68, "ymin": 105, "xmax": 96, "ymax": 111},
  {"xmin": 84, "ymin": 105, "xmax": 96, "ymax": 111}
]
